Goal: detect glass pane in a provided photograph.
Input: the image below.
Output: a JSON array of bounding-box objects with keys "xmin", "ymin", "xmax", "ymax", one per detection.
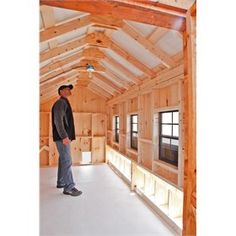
[
  {"xmin": 132, "ymin": 124, "xmax": 138, "ymax": 132},
  {"xmin": 162, "ymin": 112, "xmax": 172, "ymax": 123},
  {"xmin": 171, "ymin": 139, "xmax": 179, "ymax": 146},
  {"xmin": 162, "ymin": 124, "xmax": 172, "ymax": 136},
  {"xmin": 162, "ymin": 137, "xmax": 170, "ymax": 144},
  {"xmin": 132, "ymin": 115, "xmax": 138, "ymax": 123},
  {"xmin": 133, "ymin": 132, "xmax": 138, "ymax": 138},
  {"xmin": 173, "ymin": 111, "xmax": 179, "ymax": 124},
  {"xmin": 173, "ymin": 125, "xmax": 179, "ymax": 137}
]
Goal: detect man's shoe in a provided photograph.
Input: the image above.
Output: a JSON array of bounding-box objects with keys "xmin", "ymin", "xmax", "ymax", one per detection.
[
  {"xmin": 56, "ymin": 184, "xmax": 65, "ymax": 188},
  {"xmin": 63, "ymin": 187, "xmax": 82, "ymax": 197}
]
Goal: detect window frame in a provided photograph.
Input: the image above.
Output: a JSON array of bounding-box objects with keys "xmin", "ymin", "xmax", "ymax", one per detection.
[
  {"xmin": 114, "ymin": 116, "xmax": 119, "ymax": 143},
  {"xmin": 130, "ymin": 114, "xmax": 138, "ymax": 150},
  {"xmin": 159, "ymin": 110, "xmax": 179, "ymax": 167}
]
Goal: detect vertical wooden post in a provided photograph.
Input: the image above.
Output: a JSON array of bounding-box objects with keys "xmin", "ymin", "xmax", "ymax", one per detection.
[{"xmin": 182, "ymin": 3, "xmax": 196, "ymax": 236}]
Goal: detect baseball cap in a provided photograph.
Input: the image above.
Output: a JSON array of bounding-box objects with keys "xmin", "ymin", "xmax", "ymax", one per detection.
[{"xmin": 58, "ymin": 84, "xmax": 73, "ymax": 95}]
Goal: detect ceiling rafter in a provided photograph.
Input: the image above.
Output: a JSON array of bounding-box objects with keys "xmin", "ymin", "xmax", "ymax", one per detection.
[
  {"xmin": 40, "ymin": 72, "xmax": 79, "ymax": 91},
  {"xmin": 122, "ymin": 22, "xmax": 176, "ymax": 68},
  {"xmin": 89, "ymin": 82, "xmax": 113, "ymax": 99},
  {"xmin": 93, "ymin": 72, "xmax": 124, "ymax": 94},
  {"xmin": 40, "ymin": 36, "xmax": 87, "ymax": 62},
  {"xmin": 102, "ymin": 53, "xmax": 141, "ymax": 85},
  {"xmin": 91, "ymin": 77, "xmax": 117, "ymax": 96},
  {"xmin": 40, "ymin": 5, "xmax": 58, "ymax": 49},
  {"xmin": 40, "ymin": 0, "xmax": 186, "ymax": 31},
  {"xmin": 40, "ymin": 15, "xmax": 91, "ymax": 43}
]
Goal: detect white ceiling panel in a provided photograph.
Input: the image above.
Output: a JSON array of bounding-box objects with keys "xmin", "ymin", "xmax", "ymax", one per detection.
[
  {"xmin": 102, "ymin": 48, "xmax": 143, "ymax": 77},
  {"xmin": 156, "ymin": 31, "xmax": 183, "ymax": 56},
  {"xmin": 125, "ymin": 20, "xmax": 157, "ymax": 37},
  {"xmin": 112, "ymin": 30, "xmax": 161, "ymax": 69},
  {"xmin": 53, "ymin": 7, "xmax": 88, "ymax": 24},
  {"xmin": 56, "ymin": 26, "xmax": 88, "ymax": 44}
]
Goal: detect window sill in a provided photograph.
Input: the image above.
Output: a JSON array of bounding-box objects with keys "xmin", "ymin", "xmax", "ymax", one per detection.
[{"xmin": 153, "ymin": 160, "xmax": 178, "ymax": 173}]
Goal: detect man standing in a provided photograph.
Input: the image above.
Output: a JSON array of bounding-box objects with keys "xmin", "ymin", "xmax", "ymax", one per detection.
[{"xmin": 51, "ymin": 84, "xmax": 82, "ymax": 197}]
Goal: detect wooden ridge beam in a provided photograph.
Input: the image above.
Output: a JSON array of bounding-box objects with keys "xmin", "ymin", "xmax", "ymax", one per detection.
[
  {"xmin": 40, "ymin": 0, "xmax": 186, "ymax": 31},
  {"xmin": 122, "ymin": 22, "xmax": 176, "ymax": 68}
]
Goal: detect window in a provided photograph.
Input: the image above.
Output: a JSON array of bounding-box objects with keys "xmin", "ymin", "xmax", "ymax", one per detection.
[
  {"xmin": 130, "ymin": 114, "xmax": 138, "ymax": 150},
  {"xmin": 159, "ymin": 111, "xmax": 179, "ymax": 167},
  {"xmin": 114, "ymin": 116, "xmax": 119, "ymax": 143}
]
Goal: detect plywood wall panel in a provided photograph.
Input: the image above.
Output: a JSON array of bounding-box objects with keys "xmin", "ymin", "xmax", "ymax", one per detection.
[{"xmin": 92, "ymin": 137, "xmax": 105, "ymax": 163}]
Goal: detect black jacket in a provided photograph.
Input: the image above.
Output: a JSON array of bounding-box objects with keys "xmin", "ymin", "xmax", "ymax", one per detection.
[{"xmin": 51, "ymin": 96, "xmax": 75, "ymax": 142}]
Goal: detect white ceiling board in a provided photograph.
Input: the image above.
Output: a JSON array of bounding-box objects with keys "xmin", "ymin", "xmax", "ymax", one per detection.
[
  {"xmin": 53, "ymin": 7, "xmax": 88, "ymax": 24},
  {"xmin": 125, "ymin": 20, "xmax": 157, "ymax": 37},
  {"xmin": 150, "ymin": 0, "xmax": 195, "ymax": 10},
  {"xmin": 40, "ymin": 60, "xmax": 51, "ymax": 69},
  {"xmin": 156, "ymin": 31, "xmax": 183, "ymax": 56},
  {"xmin": 112, "ymin": 30, "xmax": 161, "ymax": 69},
  {"xmin": 56, "ymin": 27, "xmax": 88, "ymax": 44},
  {"xmin": 101, "ymin": 60, "xmax": 131, "ymax": 83},
  {"xmin": 41, "ymin": 44, "xmax": 86, "ymax": 65},
  {"xmin": 40, "ymin": 42, "xmax": 49, "ymax": 53},
  {"xmin": 40, "ymin": 14, "xmax": 43, "ymax": 30},
  {"xmin": 102, "ymin": 48, "xmax": 143, "ymax": 77}
]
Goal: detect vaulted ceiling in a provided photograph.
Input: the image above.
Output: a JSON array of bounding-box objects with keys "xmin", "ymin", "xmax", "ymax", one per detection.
[{"xmin": 40, "ymin": 0, "xmax": 195, "ymax": 103}]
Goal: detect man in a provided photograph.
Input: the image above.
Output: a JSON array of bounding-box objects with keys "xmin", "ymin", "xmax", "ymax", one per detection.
[{"xmin": 51, "ymin": 84, "xmax": 82, "ymax": 197}]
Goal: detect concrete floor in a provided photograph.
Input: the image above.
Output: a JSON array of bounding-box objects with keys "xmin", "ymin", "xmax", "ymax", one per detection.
[{"xmin": 40, "ymin": 164, "xmax": 176, "ymax": 236}]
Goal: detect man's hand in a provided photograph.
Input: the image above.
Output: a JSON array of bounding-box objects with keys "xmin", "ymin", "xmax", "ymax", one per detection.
[{"xmin": 62, "ymin": 137, "xmax": 70, "ymax": 145}]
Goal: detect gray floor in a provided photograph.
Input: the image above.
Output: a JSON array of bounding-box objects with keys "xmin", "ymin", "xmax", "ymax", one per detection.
[{"xmin": 40, "ymin": 164, "xmax": 176, "ymax": 236}]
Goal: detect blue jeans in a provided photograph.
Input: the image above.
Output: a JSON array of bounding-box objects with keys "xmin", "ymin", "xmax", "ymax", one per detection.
[{"xmin": 55, "ymin": 141, "xmax": 75, "ymax": 191}]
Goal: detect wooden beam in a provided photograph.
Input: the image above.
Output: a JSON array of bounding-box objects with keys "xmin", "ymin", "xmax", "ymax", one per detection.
[
  {"xmin": 105, "ymin": 68, "xmax": 131, "ymax": 90},
  {"xmin": 40, "ymin": 0, "xmax": 186, "ymax": 31},
  {"xmin": 40, "ymin": 15, "xmax": 91, "ymax": 43},
  {"xmin": 41, "ymin": 59, "xmax": 105, "ymax": 83},
  {"xmin": 109, "ymin": 40, "xmax": 155, "ymax": 77},
  {"xmin": 103, "ymin": 54, "xmax": 141, "ymax": 85},
  {"xmin": 107, "ymin": 63, "xmax": 183, "ymax": 105},
  {"xmin": 40, "ymin": 5, "xmax": 58, "ymax": 49},
  {"xmin": 87, "ymin": 84, "xmax": 108, "ymax": 100},
  {"xmin": 40, "ymin": 36, "xmax": 87, "ymax": 62},
  {"xmin": 90, "ymin": 15, "xmax": 124, "ymax": 28},
  {"xmin": 88, "ymin": 82, "xmax": 112, "ymax": 99},
  {"xmin": 94, "ymin": 72, "xmax": 124, "ymax": 94},
  {"xmin": 91, "ymin": 77, "xmax": 117, "ymax": 96},
  {"xmin": 122, "ymin": 22, "xmax": 176, "ymax": 68},
  {"xmin": 40, "ymin": 75, "xmax": 79, "ymax": 94},
  {"xmin": 40, "ymin": 80, "xmax": 78, "ymax": 103},
  {"xmin": 40, "ymin": 72, "xmax": 79, "ymax": 91},
  {"xmin": 182, "ymin": 3, "xmax": 196, "ymax": 236},
  {"xmin": 147, "ymin": 27, "xmax": 168, "ymax": 43},
  {"xmin": 85, "ymin": 31, "xmax": 111, "ymax": 48},
  {"xmin": 40, "ymin": 51, "xmax": 83, "ymax": 76},
  {"xmin": 82, "ymin": 47, "xmax": 105, "ymax": 59}
]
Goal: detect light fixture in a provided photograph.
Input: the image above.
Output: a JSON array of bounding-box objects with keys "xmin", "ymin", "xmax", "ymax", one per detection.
[{"xmin": 86, "ymin": 63, "xmax": 95, "ymax": 78}]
